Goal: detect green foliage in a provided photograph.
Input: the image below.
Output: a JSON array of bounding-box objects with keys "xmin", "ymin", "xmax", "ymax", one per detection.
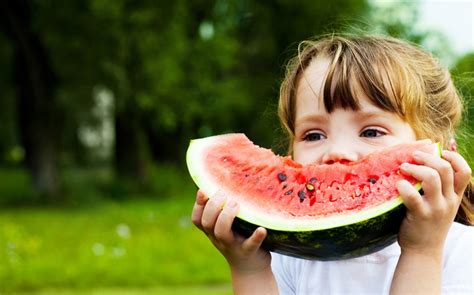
[
  {"xmin": 4, "ymin": 0, "xmax": 453, "ymax": 191},
  {"xmin": 26, "ymin": 0, "xmax": 373, "ymax": 169},
  {"xmin": 451, "ymin": 52, "xmax": 474, "ymax": 164},
  {"xmin": 0, "ymin": 168, "xmax": 36, "ymax": 205},
  {"xmin": 1, "ymin": 0, "xmax": 469, "ymax": 198},
  {"xmin": 0, "ymin": 163, "xmax": 193, "ymax": 206}
]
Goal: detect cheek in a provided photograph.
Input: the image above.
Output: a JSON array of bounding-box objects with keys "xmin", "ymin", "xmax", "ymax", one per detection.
[
  {"xmin": 292, "ymin": 142, "xmax": 323, "ymax": 165},
  {"xmin": 396, "ymin": 125, "xmax": 418, "ymax": 143},
  {"xmin": 399, "ymin": 122, "xmax": 418, "ymax": 141}
]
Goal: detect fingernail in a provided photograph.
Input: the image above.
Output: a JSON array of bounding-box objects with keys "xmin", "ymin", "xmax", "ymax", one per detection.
[
  {"xmin": 214, "ymin": 190, "xmax": 225, "ymax": 197},
  {"xmin": 214, "ymin": 191, "xmax": 226, "ymax": 201},
  {"xmin": 197, "ymin": 192, "xmax": 208, "ymax": 202},
  {"xmin": 412, "ymin": 151, "xmax": 422, "ymax": 158},
  {"xmin": 400, "ymin": 163, "xmax": 409, "ymax": 169},
  {"xmin": 227, "ymin": 200, "xmax": 238, "ymax": 208}
]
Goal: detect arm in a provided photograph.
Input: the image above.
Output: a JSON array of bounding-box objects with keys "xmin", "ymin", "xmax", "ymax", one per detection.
[
  {"xmin": 391, "ymin": 248, "xmax": 443, "ymax": 294},
  {"xmin": 231, "ymin": 265, "xmax": 278, "ymax": 295},
  {"xmin": 390, "ymin": 150, "xmax": 472, "ymax": 294},
  {"xmin": 192, "ymin": 190, "xmax": 278, "ymax": 295}
]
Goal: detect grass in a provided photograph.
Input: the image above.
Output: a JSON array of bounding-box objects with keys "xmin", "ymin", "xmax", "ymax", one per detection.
[
  {"xmin": 0, "ymin": 167, "xmax": 232, "ymax": 294},
  {"xmin": 17, "ymin": 285, "xmax": 231, "ymax": 294}
]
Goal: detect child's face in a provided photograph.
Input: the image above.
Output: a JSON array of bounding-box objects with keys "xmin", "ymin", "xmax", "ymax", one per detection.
[{"xmin": 293, "ymin": 58, "xmax": 417, "ymax": 165}]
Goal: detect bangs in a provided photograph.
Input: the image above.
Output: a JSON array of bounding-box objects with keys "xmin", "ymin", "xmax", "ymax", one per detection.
[{"xmin": 320, "ymin": 42, "xmax": 401, "ymax": 115}]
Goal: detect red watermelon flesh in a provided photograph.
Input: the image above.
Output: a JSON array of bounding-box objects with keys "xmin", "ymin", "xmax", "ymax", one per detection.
[{"xmin": 187, "ymin": 133, "xmax": 438, "ymax": 229}]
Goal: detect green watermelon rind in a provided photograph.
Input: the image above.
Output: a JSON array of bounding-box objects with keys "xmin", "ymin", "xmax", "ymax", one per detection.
[
  {"xmin": 232, "ymin": 202, "xmax": 407, "ymax": 260},
  {"xmin": 187, "ymin": 135, "xmax": 440, "ymax": 233}
]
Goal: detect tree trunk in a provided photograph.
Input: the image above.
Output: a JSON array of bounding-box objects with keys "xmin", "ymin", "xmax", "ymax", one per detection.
[
  {"xmin": 114, "ymin": 104, "xmax": 149, "ymax": 184},
  {"xmin": 113, "ymin": 34, "xmax": 150, "ymax": 186},
  {"xmin": 1, "ymin": 0, "xmax": 60, "ymax": 199}
]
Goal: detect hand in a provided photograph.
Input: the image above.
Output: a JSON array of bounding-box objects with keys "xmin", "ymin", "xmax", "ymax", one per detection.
[
  {"xmin": 191, "ymin": 190, "xmax": 271, "ymax": 274},
  {"xmin": 396, "ymin": 149, "xmax": 472, "ymax": 255}
]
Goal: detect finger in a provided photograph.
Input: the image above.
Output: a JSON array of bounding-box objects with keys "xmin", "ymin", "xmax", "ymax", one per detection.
[
  {"xmin": 412, "ymin": 151, "xmax": 454, "ymax": 198},
  {"xmin": 196, "ymin": 190, "xmax": 209, "ymax": 205},
  {"xmin": 214, "ymin": 200, "xmax": 240, "ymax": 245},
  {"xmin": 191, "ymin": 190, "xmax": 209, "ymax": 230},
  {"xmin": 397, "ymin": 179, "xmax": 427, "ymax": 217},
  {"xmin": 241, "ymin": 227, "xmax": 267, "ymax": 254},
  {"xmin": 201, "ymin": 191, "xmax": 227, "ymax": 234},
  {"xmin": 442, "ymin": 150, "xmax": 472, "ymax": 196},
  {"xmin": 400, "ymin": 163, "xmax": 443, "ymax": 208}
]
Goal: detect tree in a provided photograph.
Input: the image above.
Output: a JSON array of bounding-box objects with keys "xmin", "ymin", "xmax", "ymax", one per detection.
[
  {"xmin": 142, "ymin": 0, "xmax": 372, "ymax": 159},
  {"xmin": 4, "ymin": 0, "xmax": 448, "ymax": 200},
  {"xmin": 86, "ymin": 0, "xmax": 193, "ymax": 183},
  {"xmin": 0, "ymin": 33, "xmax": 17, "ymax": 165},
  {"xmin": 0, "ymin": 0, "xmax": 60, "ymax": 198}
]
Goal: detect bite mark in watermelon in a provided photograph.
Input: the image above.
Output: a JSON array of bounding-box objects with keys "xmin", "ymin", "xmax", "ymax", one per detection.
[{"xmin": 186, "ymin": 133, "xmax": 440, "ymax": 260}]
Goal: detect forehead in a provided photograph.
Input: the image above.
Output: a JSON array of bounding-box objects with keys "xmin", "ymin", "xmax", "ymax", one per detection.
[
  {"xmin": 295, "ymin": 57, "xmax": 331, "ymax": 108},
  {"xmin": 295, "ymin": 91, "xmax": 387, "ymax": 126},
  {"xmin": 295, "ymin": 57, "xmax": 386, "ymax": 120}
]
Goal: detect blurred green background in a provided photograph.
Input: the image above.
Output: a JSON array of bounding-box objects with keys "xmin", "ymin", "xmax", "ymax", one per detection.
[{"xmin": 0, "ymin": 0, "xmax": 473, "ymax": 294}]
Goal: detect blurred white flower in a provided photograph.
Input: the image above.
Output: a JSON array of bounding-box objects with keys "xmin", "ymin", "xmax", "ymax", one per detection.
[
  {"xmin": 147, "ymin": 212, "xmax": 155, "ymax": 222},
  {"xmin": 179, "ymin": 216, "xmax": 192, "ymax": 228},
  {"xmin": 116, "ymin": 223, "xmax": 131, "ymax": 239},
  {"xmin": 112, "ymin": 246, "xmax": 126, "ymax": 257},
  {"xmin": 92, "ymin": 243, "xmax": 105, "ymax": 256},
  {"xmin": 6, "ymin": 242, "xmax": 19, "ymax": 263}
]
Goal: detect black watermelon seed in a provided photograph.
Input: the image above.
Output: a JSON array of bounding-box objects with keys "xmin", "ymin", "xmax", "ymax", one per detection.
[
  {"xmin": 419, "ymin": 188, "xmax": 424, "ymax": 195},
  {"xmin": 305, "ymin": 183, "xmax": 315, "ymax": 191},
  {"xmin": 284, "ymin": 189, "xmax": 293, "ymax": 195},
  {"xmin": 298, "ymin": 190, "xmax": 306, "ymax": 202},
  {"xmin": 283, "ymin": 184, "xmax": 287, "ymax": 189},
  {"xmin": 277, "ymin": 173, "xmax": 287, "ymax": 182},
  {"xmin": 368, "ymin": 178, "xmax": 377, "ymax": 184},
  {"xmin": 309, "ymin": 177, "xmax": 317, "ymax": 184}
]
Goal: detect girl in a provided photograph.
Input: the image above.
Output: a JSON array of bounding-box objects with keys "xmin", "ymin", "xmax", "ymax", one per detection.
[{"xmin": 191, "ymin": 35, "xmax": 473, "ymax": 294}]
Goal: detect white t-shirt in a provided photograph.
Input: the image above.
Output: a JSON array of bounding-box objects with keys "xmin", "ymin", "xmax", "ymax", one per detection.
[{"xmin": 271, "ymin": 222, "xmax": 474, "ymax": 295}]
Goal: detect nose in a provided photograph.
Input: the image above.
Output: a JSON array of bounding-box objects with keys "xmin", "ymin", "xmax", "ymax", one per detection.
[{"xmin": 321, "ymin": 142, "xmax": 359, "ymax": 164}]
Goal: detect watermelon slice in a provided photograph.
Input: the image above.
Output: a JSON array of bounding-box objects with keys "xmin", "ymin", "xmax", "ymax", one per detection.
[{"xmin": 186, "ymin": 133, "xmax": 440, "ymax": 260}]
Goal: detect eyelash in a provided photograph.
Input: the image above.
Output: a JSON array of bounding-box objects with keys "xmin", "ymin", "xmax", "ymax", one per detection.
[
  {"xmin": 360, "ymin": 128, "xmax": 387, "ymax": 138},
  {"xmin": 303, "ymin": 131, "xmax": 326, "ymax": 141},
  {"xmin": 302, "ymin": 128, "xmax": 386, "ymax": 141}
]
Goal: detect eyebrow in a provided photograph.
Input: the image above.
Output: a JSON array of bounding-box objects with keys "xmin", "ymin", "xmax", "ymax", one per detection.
[
  {"xmin": 353, "ymin": 110, "xmax": 396, "ymax": 121},
  {"xmin": 354, "ymin": 110, "xmax": 388, "ymax": 118},
  {"xmin": 295, "ymin": 114, "xmax": 328, "ymax": 127},
  {"xmin": 295, "ymin": 109, "xmax": 395, "ymax": 128}
]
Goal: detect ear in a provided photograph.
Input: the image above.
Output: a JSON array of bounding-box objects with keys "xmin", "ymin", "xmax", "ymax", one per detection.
[{"xmin": 449, "ymin": 138, "xmax": 457, "ymax": 152}]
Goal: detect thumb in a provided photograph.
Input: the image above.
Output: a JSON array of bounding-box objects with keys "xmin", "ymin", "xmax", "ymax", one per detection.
[
  {"xmin": 397, "ymin": 180, "xmax": 425, "ymax": 215},
  {"xmin": 241, "ymin": 227, "xmax": 267, "ymax": 254}
]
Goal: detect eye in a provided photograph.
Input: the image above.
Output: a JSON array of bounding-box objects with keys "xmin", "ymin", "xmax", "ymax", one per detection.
[
  {"xmin": 303, "ymin": 131, "xmax": 326, "ymax": 141},
  {"xmin": 360, "ymin": 128, "xmax": 386, "ymax": 138}
]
